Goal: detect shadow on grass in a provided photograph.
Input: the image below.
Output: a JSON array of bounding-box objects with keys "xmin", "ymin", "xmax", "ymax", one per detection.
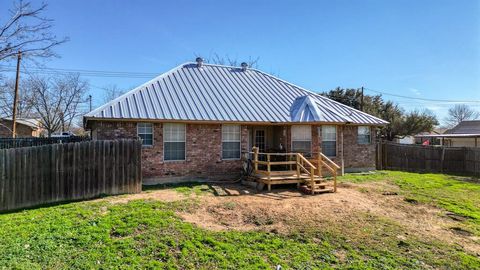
[
  {"xmin": 143, "ymin": 181, "xmax": 311, "ymax": 200},
  {"xmin": 0, "ymin": 193, "xmax": 111, "ymax": 215}
]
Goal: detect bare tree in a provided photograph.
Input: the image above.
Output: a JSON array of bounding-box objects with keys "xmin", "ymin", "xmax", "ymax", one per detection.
[
  {"xmin": 102, "ymin": 84, "xmax": 125, "ymax": 103},
  {"xmin": 27, "ymin": 74, "xmax": 88, "ymax": 136},
  {"xmin": 0, "ymin": 1, "xmax": 68, "ymax": 61},
  {"xmin": 444, "ymin": 104, "xmax": 480, "ymax": 128},
  {"xmin": 0, "ymin": 77, "xmax": 35, "ymax": 117}
]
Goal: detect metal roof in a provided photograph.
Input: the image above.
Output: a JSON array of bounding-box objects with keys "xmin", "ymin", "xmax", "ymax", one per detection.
[
  {"xmin": 85, "ymin": 63, "xmax": 388, "ymax": 125},
  {"xmin": 444, "ymin": 120, "xmax": 480, "ymax": 135}
]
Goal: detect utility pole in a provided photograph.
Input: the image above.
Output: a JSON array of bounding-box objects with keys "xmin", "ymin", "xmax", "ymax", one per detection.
[
  {"xmin": 360, "ymin": 86, "xmax": 364, "ymax": 111},
  {"xmin": 88, "ymin": 95, "xmax": 92, "ymax": 112},
  {"xmin": 12, "ymin": 51, "xmax": 22, "ymax": 138}
]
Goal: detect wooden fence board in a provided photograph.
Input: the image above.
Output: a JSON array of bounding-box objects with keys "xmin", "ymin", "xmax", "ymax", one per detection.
[
  {"xmin": 377, "ymin": 142, "xmax": 480, "ymax": 176},
  {"xmin": 0, "ymin": 139, "xmax": 142, "ymax": 212}
]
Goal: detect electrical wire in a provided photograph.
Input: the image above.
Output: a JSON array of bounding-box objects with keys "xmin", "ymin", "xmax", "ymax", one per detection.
[{"xmin": 364, "ymin": 87, "xmax": 480, "ymax": 103}]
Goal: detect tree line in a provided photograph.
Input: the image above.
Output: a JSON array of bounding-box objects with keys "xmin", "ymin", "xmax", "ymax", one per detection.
[{"xmin": 323, "ymin": 88, "xmax": 479, "ymax": 141}]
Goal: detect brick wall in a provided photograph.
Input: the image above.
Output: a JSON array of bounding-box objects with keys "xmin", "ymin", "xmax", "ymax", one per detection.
[
  {"xmin": 92, "ymin": 121, "xmax": 247, "ymax": 180},
  {"xmin": 91, "ymin": 121, "xmax": 377, "ymax": 180},
  {"xmin": 312, "ymin": 125, "xmax": 376, "ymax": 171}
]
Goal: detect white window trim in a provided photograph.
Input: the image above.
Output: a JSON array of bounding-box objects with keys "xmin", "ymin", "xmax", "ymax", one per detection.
[
  {"xmin": 291, "ymin": 125, "xmax": 312, "ymax": 154},
  {"xmin": 221, "ymin": 124, "xmax": 241, "ymax": 160},
  {"xmin": 321, "ymin": 125, "xmax": 337, "ymax": 157},
  {"xmin": 357, "ymin": 126, "xmax": 372, "ymax": 145},
  {"xmin": 137, "ymin": 122, "xmax": 154, "ymax": 147},
  {"xmin": 163, "ymin": 123, "xmax": 186, "ymax": 162}
]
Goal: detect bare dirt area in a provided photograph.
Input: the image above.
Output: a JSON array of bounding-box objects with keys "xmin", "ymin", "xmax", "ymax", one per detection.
[{"xmin": 108, "ymin": 182, "xmax": 480, "ymax": 255}]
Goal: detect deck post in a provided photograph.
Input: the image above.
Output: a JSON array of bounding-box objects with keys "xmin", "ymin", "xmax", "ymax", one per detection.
[
  {"xmin": 267, "ymin": 153, "xmax": 271, "ymax": 191},
  {"xmin": 317, "ymin": 153, "xmax": 322, "ymax": 178},
  {"xmin": 253, "ymin": 147, "xmax": 259, "ymax": 172},
  {"xmin": 295, "ymin": 154, "xmax": 301, "ymax": 180},
  {"xmin": 310, "ymin": 167, "xmax": 315, "ymax": 195},
  {"xmin": 333, "ymin": 171, "xmax": 337, "ymax": 192}
]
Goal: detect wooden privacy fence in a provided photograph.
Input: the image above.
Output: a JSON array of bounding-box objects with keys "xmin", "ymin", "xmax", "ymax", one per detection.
[
  {"xmin": 0, "ymin": 139, "xmax": 142, "ymax": 212},
  {"xmin": 0, "ymin": 136, "xmax": 90, "ymax": 150},
  {"xmin": 377, "ymin": 142, "xmax": 480, "ymax": 176}
]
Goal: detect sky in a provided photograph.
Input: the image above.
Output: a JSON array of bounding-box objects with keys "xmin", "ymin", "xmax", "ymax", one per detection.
[{"xmin": 1, "ymin": 0, "xmax": 479, "ymax": 125}]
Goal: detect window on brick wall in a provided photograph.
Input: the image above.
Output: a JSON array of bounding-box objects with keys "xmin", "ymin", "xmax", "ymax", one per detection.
[
  {"xmin": 321, "ymin": 125, "xmax": 336, "ymax": 157},
  {"xmin": 163, "ymin": 123, "xmax": 186, "ymax": 161},
  {"xmin": 137, "ymin": 123, "xmax": 153, "ymax": 146},
  {"xmin": 357, "ymin": 126, "xmax": 371, "ymax": 144},
  {"xmin": 291, "ymin": 125, "xmax": 311, "ymax": 156},
  {"xmin": 222, "ymin": 125, "xmax": 241, "ymax": 159}
]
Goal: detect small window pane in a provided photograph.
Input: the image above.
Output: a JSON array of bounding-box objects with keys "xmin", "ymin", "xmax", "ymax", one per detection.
[
  {"xmin": 222, "ymin": 142, "xmax": 240, "ymax": 159},
  {"xmin": 164, "ymin": 123, "xmax": 186, "ymax": 161},
  {"xmin": 321, "ymin": 125, "xmax": 336, "ymax": 157},
  {"xmin": 291, "ymin": 125, "xmax": 311, "ymax": 141},
  {"xmin": 137, "ymin": 123, "xmax": 153, "ymax": 146},
  {"xmin": 164, "ymin": 142, "xmax": 185, "ymax": 160},
  {"xmin": 292, "ymin": 141, "xmax": 311, "ymax": 156},
  {"xmin": 322, "ymin": 141, "xmax": 336, "ymax": 157},
  {"xmin": 222, "ymin": 125, "xmax": 241, "ymax": 159},
  {"xmin": 292, "ymin": 125, "xmax": 312, "ymax": 156},
  {"xmin": 357, "ymin": 126, "xmax": 371, "ymax": 144}
]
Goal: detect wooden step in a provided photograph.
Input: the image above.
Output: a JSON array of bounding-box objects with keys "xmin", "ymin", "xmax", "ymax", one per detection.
[
  {"xmin": 299, "ymin": 185, "xmax": 334, "ymax": 195},
  {"xmin": 256, "ymin": 174, "xmax": 324, "ymax": 181}
]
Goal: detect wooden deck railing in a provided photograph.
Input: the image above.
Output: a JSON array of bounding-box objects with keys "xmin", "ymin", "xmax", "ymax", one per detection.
[
  {"xmin": 310, "ymin": 152, "xmax": 341, "ymax": 192},
  {"xmin": 249, "ymin": 147, "xmax": 341, "ymax": 193}
]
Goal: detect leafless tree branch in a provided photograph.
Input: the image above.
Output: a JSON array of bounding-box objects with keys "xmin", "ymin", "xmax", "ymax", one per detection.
[{"xmin": 0, "ymin": 0, "xmax": 69, "ymax": 61}]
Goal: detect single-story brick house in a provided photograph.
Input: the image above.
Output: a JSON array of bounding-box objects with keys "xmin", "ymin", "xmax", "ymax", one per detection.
[
  {"xmin": 0, "ymin": 118, "xmax": 43, "ymax": 138},
  {"xmin": 84, "ymin": 59, "xmax": 388, "ymax": 181}
]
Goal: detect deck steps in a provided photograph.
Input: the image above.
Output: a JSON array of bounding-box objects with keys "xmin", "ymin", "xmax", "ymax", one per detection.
[{"xmin": 299, "ymin": 184, "xmax": 334, "ymax": 194}]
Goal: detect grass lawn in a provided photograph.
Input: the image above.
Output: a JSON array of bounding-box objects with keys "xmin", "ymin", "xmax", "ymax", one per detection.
[
  {"xmin": 341, "ymin": 171, "xmax": 480, "ymax": 236},
  {"xmin": 0, "ymin": 171, "xmax": 479, "ymax": 269}
]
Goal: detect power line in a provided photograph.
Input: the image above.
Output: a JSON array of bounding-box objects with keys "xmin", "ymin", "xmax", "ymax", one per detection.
[
  {"xmin": 0, "ymin": 64, "xmax": 158, "ymax": 79},
  {"xmin": 364, "ymin": 87, "xmax": 480, "ymax": 103}
]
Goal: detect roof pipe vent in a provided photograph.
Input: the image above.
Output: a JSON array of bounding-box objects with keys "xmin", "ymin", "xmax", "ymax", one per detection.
[
  {"xmin": 240, "ymin": 62, "xmax": 248, "ymax": 71},
  {"xmin": 195, "ymin": 57, "xmax": 204, "ymax": 68}
]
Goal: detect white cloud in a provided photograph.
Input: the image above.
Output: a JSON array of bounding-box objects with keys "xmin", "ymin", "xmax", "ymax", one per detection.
[{"xmin": 409, "ymin": 88, "xmax": 421, "ymax": 96}]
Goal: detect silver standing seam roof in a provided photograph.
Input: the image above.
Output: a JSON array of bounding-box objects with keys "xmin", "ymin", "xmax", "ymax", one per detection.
[{"xmin": 84, "ymin": 63, "xmax": 388, "ymax": 125}]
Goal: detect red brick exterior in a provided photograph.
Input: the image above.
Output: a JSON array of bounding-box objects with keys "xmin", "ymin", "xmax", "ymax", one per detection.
[
  {"xmin": 91, "ymin": 121, "xmax": 248, "ymax": 179},
  {"xmin": 312, "ymin": 125, "xmax": 377, "ymax": 171},
  {"xmin": 91, "ymin": 121, "xmax": 377, "ymax": 180}
]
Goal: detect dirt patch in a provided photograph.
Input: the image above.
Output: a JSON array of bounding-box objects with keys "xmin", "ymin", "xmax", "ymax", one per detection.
[{"xmin": 110, "ymin": 182, "xmax": 480, "ymax": 255}]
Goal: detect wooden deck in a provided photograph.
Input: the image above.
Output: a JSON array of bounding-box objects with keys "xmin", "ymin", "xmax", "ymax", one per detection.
[{"xmin": 248, "ymin": 148, "xmax": 341, "ymax": 195}]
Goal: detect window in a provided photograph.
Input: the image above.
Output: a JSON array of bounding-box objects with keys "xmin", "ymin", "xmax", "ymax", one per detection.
[
  {"xmin": 254, "ymin": 129, "xmax": 265, "ymax": 152},
  {"xmin": 321, "ymin": 125, "xmax": 336, "ymax": 157},
  {"xmin": 357, "ymin": 126, "xmax": 371, "ymax": 144},
  {"xmin": 163, "ymin": 123, "xmax": 186, "ymax": 161},
  {"xmin": 222, "ymin": 125, "xmax": 241, "ymax": 159},
  {"xmin": 291, "ymin": 125, "xmax": 311, "ymax": 156},
  {"xmin": 137, "ymin": 123, "xmax": 153, "ymax": 146}
]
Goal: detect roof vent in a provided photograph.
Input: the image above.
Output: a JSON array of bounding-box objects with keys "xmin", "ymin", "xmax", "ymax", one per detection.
[
  {"xmin": 240, "ymin": 62, "xmax": 248, "ymax": 71},
  {"xmin": 195, "ymin": 57, "xmax": 204, "ymax": 68}
]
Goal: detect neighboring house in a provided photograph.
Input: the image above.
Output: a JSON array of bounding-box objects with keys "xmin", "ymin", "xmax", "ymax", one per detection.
[
  {"xmin": 394, "ymin": 136, "xmax": 415, "ymax": 144},
  {"xmin": 0, "ymin": 118, "xmax": 43, "ymax": 138},
  {"xmin": 439, "ymin": 121, "xmax": 480, "ymax": 147},
  {"xmin": 84, "ymin": 59, "xmax": 388, "ymax": 181},
  {"xmin": 412, "ymin": 128, "xmax": 447, "ymax": 145}
]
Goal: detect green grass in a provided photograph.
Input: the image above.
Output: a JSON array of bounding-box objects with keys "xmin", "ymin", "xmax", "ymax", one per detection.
[
  {"xmin": 341, "ymin": 171, "xmax": 480, "ymax": 236},
  {"xmin": 0, "ymin": 171, "xmax": 479, "ymax": 269},
  {"xmin": 144, "ymin": 182, "xmax": 214, "ymax": 196}
]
